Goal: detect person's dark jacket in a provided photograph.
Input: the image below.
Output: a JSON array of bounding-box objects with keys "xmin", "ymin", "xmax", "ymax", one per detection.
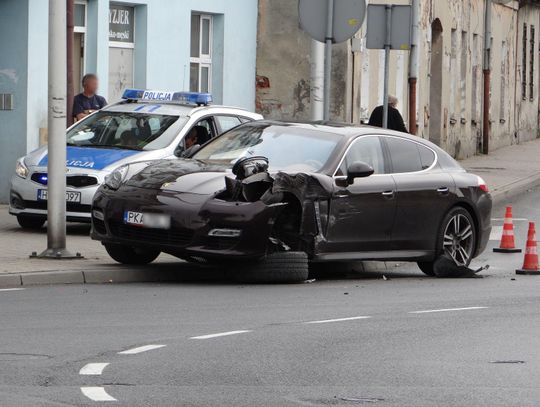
[{"xmin": 368, "ymin": 105, "xmax": 408, "ymax": 133}]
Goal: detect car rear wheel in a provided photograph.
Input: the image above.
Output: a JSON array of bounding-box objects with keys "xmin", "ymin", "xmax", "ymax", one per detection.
[
  {"xmin": 104, "ymin": 243, "xmax": 160, "ymax": 265},
  {"xmin": 418, "ymin": 207, "xmax": 476, "ymax": 277},
  {"xmin": 234, "ymin": 252, "xmax": 309, "ymax": 284},
  {"xmin": 17, "ymin": 215, "xmax": 45, "ymax": 230}
]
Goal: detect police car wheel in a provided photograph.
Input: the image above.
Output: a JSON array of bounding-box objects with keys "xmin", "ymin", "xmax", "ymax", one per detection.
[
  {"xmin": 104, "ymin": 243, "xmax": 160, "ymax": 265},
  {"xmin": 17, "ymin": 215, "xmax": 46, "ymax": 230}
]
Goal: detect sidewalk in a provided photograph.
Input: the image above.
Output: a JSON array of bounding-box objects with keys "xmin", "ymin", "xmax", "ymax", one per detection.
[
  {"xmin": 460, "ymin": 138, "xmax": 540, "ymax": 204},
  {"xmin": 0, "ymin": 137, "xmax": 539, "ymax": 287}
]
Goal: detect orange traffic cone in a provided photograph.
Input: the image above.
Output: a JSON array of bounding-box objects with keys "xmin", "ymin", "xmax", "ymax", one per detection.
[
  {"xmin": 516, "ymin": 222, "xmax": 540, "ymax": 275},
  {"xmin": 494, "ymin": 206, "xmax": 522, "ymax": 253}
]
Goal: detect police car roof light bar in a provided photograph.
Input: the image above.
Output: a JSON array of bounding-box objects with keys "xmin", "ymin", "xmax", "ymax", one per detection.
[{"xmin": 121, "ymin": 89, "xmax": 213, "ymax": 106}]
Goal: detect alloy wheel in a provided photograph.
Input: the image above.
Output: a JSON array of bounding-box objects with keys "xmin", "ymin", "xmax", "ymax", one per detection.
[{"xmin": 442, "ymin": 213, "xmax": 474, "ymax": 266}]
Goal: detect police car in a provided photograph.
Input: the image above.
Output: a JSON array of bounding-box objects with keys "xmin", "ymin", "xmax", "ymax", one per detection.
[{"xmin": 10, "ymin": 89, "xmax": 263, "ymax": 229}]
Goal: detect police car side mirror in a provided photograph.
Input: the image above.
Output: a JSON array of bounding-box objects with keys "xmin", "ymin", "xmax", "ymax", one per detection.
[{"xmin": 175, "ymin": 144, "xmax": 201, "ymax": 158}]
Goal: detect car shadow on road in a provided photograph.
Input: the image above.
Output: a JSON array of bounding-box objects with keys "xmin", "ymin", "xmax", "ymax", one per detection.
[{"xmin": 91, "ymin": 260, "xmax": 427, "ymax": 285}]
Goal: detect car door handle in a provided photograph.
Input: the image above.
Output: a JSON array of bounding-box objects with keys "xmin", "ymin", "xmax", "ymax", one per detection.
[
  {"xmin": 382, "ymin": 190, "xmax": 395, "ymax": 198},
  {"xmin": 437, "ymin": 187, "xmax": 450, "ymax": 194}
]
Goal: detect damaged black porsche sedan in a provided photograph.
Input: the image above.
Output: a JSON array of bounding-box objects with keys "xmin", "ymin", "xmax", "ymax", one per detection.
[{"xmin": 91, "ymin": 121, "xmax": 492, "ymax": 282}]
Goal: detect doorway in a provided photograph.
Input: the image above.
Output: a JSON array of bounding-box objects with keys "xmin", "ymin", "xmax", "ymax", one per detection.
[{"xmin": 429, "ymin": 19, "xmax": 443, "ymax": 146}]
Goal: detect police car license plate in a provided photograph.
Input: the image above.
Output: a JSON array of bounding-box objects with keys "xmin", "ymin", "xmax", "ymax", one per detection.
[
  {"xmin": 124, "ymin": 211, "xmax": 171, "ymax": 229},
  {"xmin": 37, "ymin": 189, "xmax": 81, "ymax": 203}
]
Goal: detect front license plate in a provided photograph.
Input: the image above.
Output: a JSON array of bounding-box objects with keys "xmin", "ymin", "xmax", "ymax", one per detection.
[
  {"xmin": 37, "ymin": 189, "xmax": 81, "ymax": 203},
  {"xmin": 124, "ymin": 211, "xmax": 171, "ymax": 229}
]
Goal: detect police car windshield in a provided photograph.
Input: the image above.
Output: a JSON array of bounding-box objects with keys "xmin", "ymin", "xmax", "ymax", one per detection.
[
  {"xmin": 192, "ymin": 123, "xmax": 341, "ymax": 173},
  {"xmin": 66, "ymin": 111, "xmax": 182, "ymax": 151}
]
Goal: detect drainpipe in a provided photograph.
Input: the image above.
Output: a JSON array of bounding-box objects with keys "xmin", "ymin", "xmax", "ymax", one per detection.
[
  {"xmin": 310, "ymin": 39, "xmax": 325, "ymax": 121},
  {"xmin": 482, "ymin": 0, "xmax": 492, "ymax": 154},
  {"xmin": 408, "ymin": 0, "xmax": 419, "ymax": 135},
  {"xmin": 66, "ymin": 0, "xmax": 74, "ymax": 127}
]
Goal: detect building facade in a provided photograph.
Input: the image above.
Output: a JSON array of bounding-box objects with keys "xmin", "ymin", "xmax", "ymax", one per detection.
[
  {"xmin": 0, "ymin": 0, "xmax": 258, "ymax": 202},
  {"xmin": 256, "ymin": 0, "xmax": 540, "ymax": 159}
]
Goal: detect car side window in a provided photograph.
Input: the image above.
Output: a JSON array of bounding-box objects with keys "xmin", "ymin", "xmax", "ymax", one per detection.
[
  {"xmin": 385, "ymin": 137, "xmax": 432, "ymax": 173},
  {"xmin": 195, "ymin": 118, "xmax": 216, "ymax": 139},
  {"xmin": 418, "ymin": 144, "xmax": 436, "ymax": 169},
  {"xmin": 337, "ymin": 136, "xmax": 386, "ymax": 176},
  {"xmin": 216, "ymin": 115, "xmax": 242, "ymax": 133}
]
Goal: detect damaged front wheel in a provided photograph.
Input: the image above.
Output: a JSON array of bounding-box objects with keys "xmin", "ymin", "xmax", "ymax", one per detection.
[
  {"xmin": 418, "ymin": 207, "xmax": 476, "ymax": 278},
  {"xmin": 233, "ymin": 252, "xmax": 309, "ymax": 284}
]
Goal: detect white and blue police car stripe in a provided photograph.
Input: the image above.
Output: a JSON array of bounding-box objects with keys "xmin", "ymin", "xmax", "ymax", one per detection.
[{"xmin": 39, "ymin": 147, "xmax": 141, "ymax": 170}]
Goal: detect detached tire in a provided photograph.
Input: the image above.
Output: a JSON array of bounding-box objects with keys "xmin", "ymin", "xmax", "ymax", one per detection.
[
  {"xmin": 17, "ymin": 215, "xmax": 45, "ymax": 230},
  {"xmin": 104, "ymin": 243, "xmax": 160, "ymax": 265},
  {"xmin": 418, "ymin": 207, "xmax": 476, "ymax": 278},
  {"xmin": 234, "ymin": 252, "xmax": 309, "ymax": 284}
]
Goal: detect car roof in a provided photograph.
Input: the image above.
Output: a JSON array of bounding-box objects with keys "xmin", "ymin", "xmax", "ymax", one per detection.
[
  {"xmin": 103, "ymin": 101, "xmax": 262, "ymax": 119},
  {"xmin": 254, "ymin": 120, "xmax": 442, "ymax": 148}
]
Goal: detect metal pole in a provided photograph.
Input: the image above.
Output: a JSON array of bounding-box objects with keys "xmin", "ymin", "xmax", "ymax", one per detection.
[
  {"xmin": 408, "ymin": 0, "xmax": 419, "ymax": 134},
  {"xmin": 323, "ymin": 0, "xmax": 334, "ymax": 121},
  {"xmin": 482, "ymin": 0, "xmax": 492, "ymax": 154},
  {"xmin": 66, "ymin": 0, "xmax": 74, "ymax": 128},
  {"xmin": 34, "ymin": 0, "xmax": 79, "ymax": 259},
  {"xmin": 310, "ymin": 39, "xmax": 325, "ymax": 121},
  {"xmin": 382, "ymin": 5, "xmax": 392, "ymax": 129}
]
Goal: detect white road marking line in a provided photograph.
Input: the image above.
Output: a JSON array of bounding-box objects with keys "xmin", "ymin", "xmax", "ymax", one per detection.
[
  {"xmin": 409, "ymin": 306, "xmax": 489, "ymax": 314},
  {"xmin": 79, "ymin": 363, "xmax": 109, "ymax": 376},
  {"xmin": 190, "ymin": 330, "xmax": 252, "ymax": 340},
  {"xmin": 304, "ymin": 316, "xmax": 372, "ymax": 324},
  {"xmin": 81, "ymin": 387, "xmax": 117, "ymax": 402},
  {"xmin": 0, "ymin": 288, "xmax": 25, "ymax": 292},
  {"xmin": 118, "ymin": 344, "xmax": 166, "ymax": 355},
  {"xmin": 489, "ymin": 226, "xmax": 503, "ymax": 241}
]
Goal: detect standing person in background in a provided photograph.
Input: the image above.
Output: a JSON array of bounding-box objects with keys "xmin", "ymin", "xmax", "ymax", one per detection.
[
  {"xmin": 368, "ymin": 95, "xmax": 408, "ymax": 133},
  {"xmin": 72, "ymin": 74, "xmax": 107, "ymax": 122}
]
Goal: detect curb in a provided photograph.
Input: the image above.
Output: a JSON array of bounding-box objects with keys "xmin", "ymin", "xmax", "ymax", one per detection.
[
  {"xmin": 0, "ymin": 267, "xmax": 229, "ymax": 288},
  {"xmin": 489, "ymin": 171, "xmax": 540, "ymax": 205}
]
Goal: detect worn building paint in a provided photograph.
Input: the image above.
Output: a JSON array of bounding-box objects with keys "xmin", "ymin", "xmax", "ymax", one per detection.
[
  {"xmin": 256, "ymin": 0, "xmax": 351, "ymax": 121},
  {"xmin": 257, "ymin": 0, "xmax": 540, "ymax": 160}
]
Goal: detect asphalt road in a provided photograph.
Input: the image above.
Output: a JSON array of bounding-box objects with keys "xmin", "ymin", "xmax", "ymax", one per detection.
[{"xmin": 1, "ymin": 188, "xmax": 540, "ymax": 406}]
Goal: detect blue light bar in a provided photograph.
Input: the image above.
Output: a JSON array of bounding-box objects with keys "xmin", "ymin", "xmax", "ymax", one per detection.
[{"xmin": 121, "ymin": 89, "xmax": 213, "ymax": 105}]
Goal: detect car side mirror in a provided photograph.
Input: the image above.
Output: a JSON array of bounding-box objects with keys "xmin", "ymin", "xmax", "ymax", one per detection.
[
  {"xmin": 175, "ymin": 144, "xmax": 201, "ymax": 158},
  {"xmin": 347, "ymin": 161, "xmax": 374, "ymax": 184}
]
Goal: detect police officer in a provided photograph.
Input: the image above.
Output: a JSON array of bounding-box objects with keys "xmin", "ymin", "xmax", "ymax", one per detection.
[{"xmin": 73, "ymin": 74, "xmax": 107, "ymax": 122}]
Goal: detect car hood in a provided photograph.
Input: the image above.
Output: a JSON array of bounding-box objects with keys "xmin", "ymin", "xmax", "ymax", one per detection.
[{"xmin": 125, "ymin": 159, "xmax": 230, "ymax": 195}]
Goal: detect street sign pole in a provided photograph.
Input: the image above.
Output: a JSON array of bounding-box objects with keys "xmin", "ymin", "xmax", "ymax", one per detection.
[
  {"xmin": 382, "ymin": 5, "xmax": 392, "ymax": 129},
  {"xmin": 299, "ymin": 0, "xmax": 366, "ymax": 122},
  {"xmin": 323, "ymin": 0, "xmax": 334, "ymax": 121},
  {"xmin": 33, "ymin": 0, "xmax": 80, "ymax": 259}
]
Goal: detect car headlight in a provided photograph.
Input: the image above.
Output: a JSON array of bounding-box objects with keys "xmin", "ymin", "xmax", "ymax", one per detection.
[
  {"xmin": 15, "ymin": 159, "xmax": 29, "ymax": 179},
  {"xmin": 104, "ymin": 165, "xmax": 129, "ymax": 190}
]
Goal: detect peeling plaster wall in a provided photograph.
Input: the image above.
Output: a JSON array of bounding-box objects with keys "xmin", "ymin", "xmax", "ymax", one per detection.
[
  {"xmin": 256, "ymin": 0, "xmax": 540, "ymax": 159},
  {"xmin": 256, "ymin": 0, "xmax": 349, "ymax": 121}
]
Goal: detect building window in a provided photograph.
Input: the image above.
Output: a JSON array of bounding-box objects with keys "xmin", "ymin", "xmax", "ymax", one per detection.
[
  {"xmin": 500, "ymin": 41, "xmax": 507, "ymax": 122},
  {"xmin": 530, "ymin": 25, "xmax": 535, "ymax": 101},
  {"xmin": 471, "ymin": 33, "xmax": 479, "ymax": 125},
  {"xmin": 460, "ymin": 31, "xmax": 468, "ymax": 120},
  {"xmin": 190, "ymin": 14, "xmax": 213, "ymax": 93},
  {"xmin": 522, "ymin": 23, "xmax": 528, "ymax": 101}
]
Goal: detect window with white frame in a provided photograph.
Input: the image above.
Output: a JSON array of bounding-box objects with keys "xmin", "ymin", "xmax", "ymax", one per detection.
[{"xmin": 190, "ymin": 13, "xmax": 213, "ymax": 93}]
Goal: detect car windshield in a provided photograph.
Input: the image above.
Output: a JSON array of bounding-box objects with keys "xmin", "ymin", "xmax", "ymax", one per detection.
[
  {"xmin": 192, "ymin": 123, "xmax": 341, "ymax": 172},
  {"xmin": 66, "ymin": 111, "xmax": 183, "ymax": 151}
]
